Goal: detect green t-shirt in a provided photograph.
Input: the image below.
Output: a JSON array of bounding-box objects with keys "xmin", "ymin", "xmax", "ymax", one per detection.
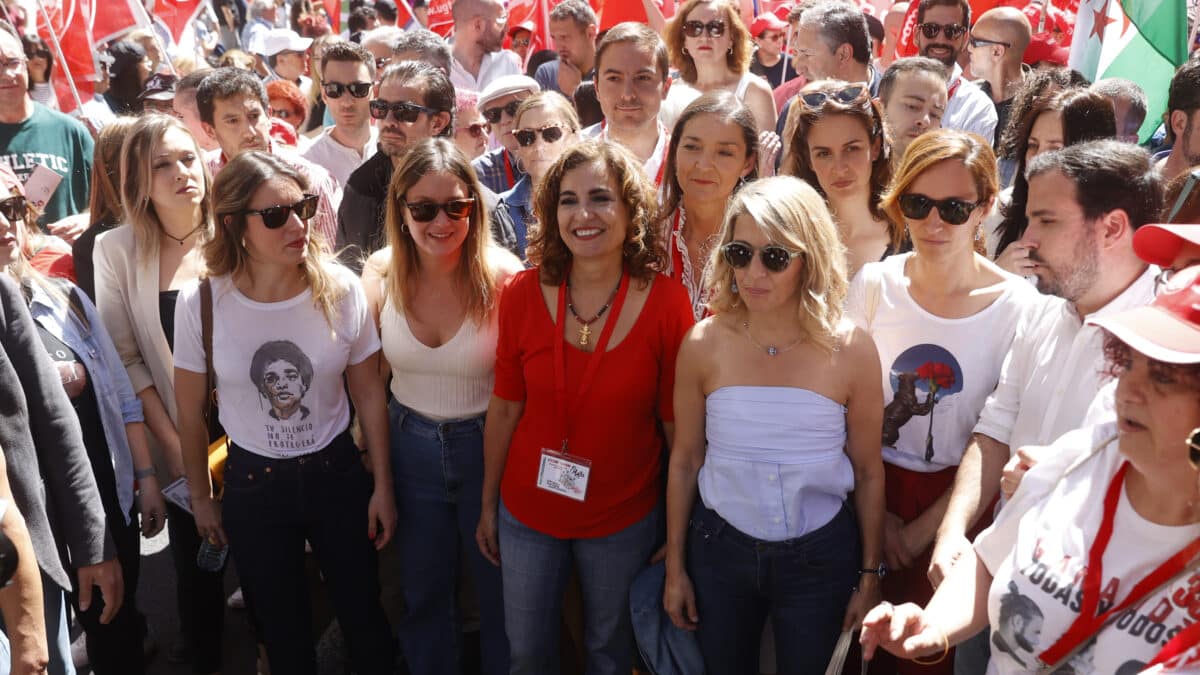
[{"xmin": 0, "ymin": 103, "xmax": 94, "ymax": 228}]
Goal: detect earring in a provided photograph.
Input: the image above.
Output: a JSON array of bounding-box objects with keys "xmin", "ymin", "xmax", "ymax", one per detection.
[
  {"xmin": 731, "ymin": 278, "xmax": 739, "ymax": 294},
  {"xmin": 682, "ymin": 46, "xmax": 689, "ymax": 55},
  {"xmin": 401, "ymin": 223, "xmax": 409, "ymax": 234},
  {"xmin": 514, "ymin": 156, "xmax": 526, "ymax": 174},
  {"xmin": 727, "ymin": 46, "xmax": 733, "ymax": 54}
]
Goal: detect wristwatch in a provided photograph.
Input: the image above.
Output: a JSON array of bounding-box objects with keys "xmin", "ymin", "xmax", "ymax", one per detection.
[{"xmin": 859, "ymin": 562, "xmax": 889, "ymax": 579}]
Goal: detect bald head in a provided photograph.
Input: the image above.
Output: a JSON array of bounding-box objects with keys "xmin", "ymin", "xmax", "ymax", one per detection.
[{"xmin": 974, "ymin": 7, "xmax": 1032, "ymax": 59}]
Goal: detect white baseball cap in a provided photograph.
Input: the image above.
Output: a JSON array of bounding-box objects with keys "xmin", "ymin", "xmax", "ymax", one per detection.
[{"xmin": 262, "ymin": 29, "xmax": 313, "ymax": 57}]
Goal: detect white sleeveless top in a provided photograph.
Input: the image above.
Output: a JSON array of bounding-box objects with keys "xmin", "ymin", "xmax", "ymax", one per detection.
[
  {"xmin": 659, "ymin": 72, "xmax": 760, "ymax": 130},
  {"xmin": 380, "ymin": 297, "xmax": 499, "ymax": 421}
]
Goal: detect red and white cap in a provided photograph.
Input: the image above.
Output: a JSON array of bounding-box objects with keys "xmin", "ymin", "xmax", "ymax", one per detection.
[
  {"xmin": 750, "ymin": 13, "xmax": 788, "ymax": 37},
  {"xmin": 1087, "ymin": 265, "xmax": 1200, "ymax": 364},
  {"xmin": 1133, "ymin": 224, "xmax": 1200, "ymax": 268}
]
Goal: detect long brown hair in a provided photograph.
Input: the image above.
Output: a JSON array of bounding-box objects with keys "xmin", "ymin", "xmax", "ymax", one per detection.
[
  {"xmin": 88, "ymin": 116, "xmax": 138, "ymax": 229},
  {"xmin": 665, "ymin": 0, "xmax": 753, "ymax": 84}
]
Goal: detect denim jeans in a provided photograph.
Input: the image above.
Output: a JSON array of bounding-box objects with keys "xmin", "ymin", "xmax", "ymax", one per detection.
[
  {"xmin": 222, "ymin": 431, "xmax": 394, "ymax": 675},
  {"xmin": 499, "ymin": 502, "xmax": 660, "ymax": 675},
  {"xmin": 389, "ymin": 401, "xmax": 508, "ymax": 675},
  {"xmin": 688, "ymin": 502, "xmax": 859, "ymax": 675},
  {"xmin": 629, "ymin": 560, "xmax": 705, "ymax": 675}
]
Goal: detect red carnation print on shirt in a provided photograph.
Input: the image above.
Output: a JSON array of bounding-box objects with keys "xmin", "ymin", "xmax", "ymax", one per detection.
[{"xmin": 883, "ymin": 344, "xmax": 964, "ymax": 463}]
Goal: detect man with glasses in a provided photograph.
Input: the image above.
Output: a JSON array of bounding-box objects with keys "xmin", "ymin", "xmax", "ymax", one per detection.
[
  {"xmin": 471, "ymin": 74, "xmax": 540, "ymax": 194},
  {"xmin": 534, "ymin": 0, "xmax": 598, "ymax": 97},
  {"xmin": 361, "ymin": 25, "xmax": 404, "ymax": 79},
  {"xmin": 337, "ymin": 61, "xmax": 453, "ymax": 272},
  {"xmin": 303, "ymin": 41, "xmax": 377, "ymax": 186},
  {"xmin": 967, "ymin": 8, "xmax": 1030, "ymax": 149},
  {"xmin": 198, "ymin": 67, "xmax": 341, "ymax": 246},
  {"xmin": 913, "ymin": 0, "xmax": 997, "ymax": 142},
  {"xmin": 748, "ymin": 12, "xmax": 797, "ymax": 88},
  {"xmin": 449, "ymin": 0, "xmax": 521, "ymax": 92}
]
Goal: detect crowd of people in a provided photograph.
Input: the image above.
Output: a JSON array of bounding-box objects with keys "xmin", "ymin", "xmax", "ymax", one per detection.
[{"xmin": 0, "ymin": 0, "xmax": 1196, "ymax": 674}]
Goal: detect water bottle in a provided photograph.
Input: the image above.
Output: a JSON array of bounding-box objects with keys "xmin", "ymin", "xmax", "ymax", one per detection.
[{"xmin": 196, "ymin": 538, "xmax": 228, "ymax": 572}]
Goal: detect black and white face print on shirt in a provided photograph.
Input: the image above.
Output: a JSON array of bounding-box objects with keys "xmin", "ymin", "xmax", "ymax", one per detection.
[
  {"xmin": 882, "ymin": 344, "xmax": 965, "ymax": 463},
  {"xmin": 992, "ymin": 581, "xmax": 1046, "ymax": 670},
  {"xmin": 250, "ymin": 340, "xmax": 317, "ymax": 452}
]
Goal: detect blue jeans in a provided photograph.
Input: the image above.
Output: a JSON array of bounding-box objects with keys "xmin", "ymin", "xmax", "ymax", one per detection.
[
  {"xmin": 389, "ymin": 401, "xmax": 508, "ymax": 675},
  {"xmin": 222, "ymin": 431, "xmax": 394, "ymax": 675},
  {"xmin": 499, "ymin": 502, "xmax": 660, "ymax": 675},
  {"xmin": 688, "ymin": 502, "xmax": 859, "ymax": 675}
]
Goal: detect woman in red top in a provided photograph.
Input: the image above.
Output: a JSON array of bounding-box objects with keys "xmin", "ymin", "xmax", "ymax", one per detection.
[{"xmin": 475, "ymin": 140, "xmax": 694, "ymax": 675}]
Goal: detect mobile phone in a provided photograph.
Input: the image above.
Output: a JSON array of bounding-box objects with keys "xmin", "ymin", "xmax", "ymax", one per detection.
[{"xmin": 23, "ymin": 164, "xmax": 63, "ymax": 213}]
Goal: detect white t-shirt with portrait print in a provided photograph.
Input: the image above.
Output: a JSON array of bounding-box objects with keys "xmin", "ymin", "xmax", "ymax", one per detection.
[
  {"xmin": 975, "ymin": 422, "xmax": 1200, "ymax": 675},
  {"xmin": 174, "ymin": 268, "xmax": 381, "ymax": 459}
]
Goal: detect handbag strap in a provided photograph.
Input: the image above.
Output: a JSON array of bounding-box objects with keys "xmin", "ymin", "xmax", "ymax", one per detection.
[{"xmin": 200, "ymin": 277, "xmax": 216, "ymax": 423}]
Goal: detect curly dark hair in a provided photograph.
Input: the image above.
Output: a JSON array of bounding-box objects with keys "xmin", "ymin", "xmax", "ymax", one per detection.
[
  {"xmin": 529, "ymin": 140, "xmax": 666, "ymax": 287},
  {"xmin": 1102, "ymin": 332, "xmax": 1200, "ymax": 390},
  {"xmin": 997, "ymin": 66, "xmax": 1089, "ymax": 160}
]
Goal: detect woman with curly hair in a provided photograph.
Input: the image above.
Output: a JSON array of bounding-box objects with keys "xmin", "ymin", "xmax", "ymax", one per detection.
[{"xmin": 476, "ymin": 140, "xmax": 694, "ymax": 675}]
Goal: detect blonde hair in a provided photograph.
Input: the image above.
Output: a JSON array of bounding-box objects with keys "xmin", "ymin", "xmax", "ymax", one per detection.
[
  {"xmin": 665, "ymin": 0, "xmax": 753, "ymax": 85},
  {"xmin": 706, "ymin": 175, "xmax": 848, "ymax": 353},
  {"xmin": 208, "ymin": 151, "xmax": 346, "ymax": 324},
  {"xmin": 119, "ymin": 113, "xmax": 216, "ymax": 260},
  {"xmin": 382, "ymin": 138, "xmax": 502, "ymax": 322},
  {"xmin": 513, "ymin": 91, "xmax": 581, "ymax": 134}
]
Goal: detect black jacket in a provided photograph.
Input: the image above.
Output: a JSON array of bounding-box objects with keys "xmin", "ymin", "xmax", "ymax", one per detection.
[{"xmin": 336, "ymin": 147, "xmax": 393, "ymax": 274}]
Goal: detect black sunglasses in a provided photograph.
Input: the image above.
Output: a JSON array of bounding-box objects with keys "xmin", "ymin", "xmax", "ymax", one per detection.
[
  {"xmin": 968, "ymin": 35, "xmax": 1011, "ymax": 49},
  {"xmin": 403, "ymin": 198, "xmax": 476, "ymax": 223},
  {"xmin": 514, "ymin": 125, "xmax": 565, "ymax": 147},
  {"xmin": 458, "ymin": 122, "xmax": 491, "ymax": 138},
  {"xmin": 241, "ymin": 194, "xmax": 318, "ymax": 229},
  {"xmin": 918, "ymin": 22, "xmax": 968, "ymax": 40},
  {"xmin": 0, "ymin": 195, "xmax": 24, "ymax": 222},
  {"xmin": 683, "ymin": 19, "xmax": 726, "ymax": 38},
  {"xmin": 721, "ymin": 241, "xmax": 802, "ymax": 273},
  {"xmin": 481, "ymin": 99, "xmax": 524, "ymax": 124},
  {"xmin": 898, "ymin": 194, "xmax": 979, "ymax": 225},
  {"xmin": 512, "ymin": 38, "xmax": 530, "ymax": 48},
  {"xmin": 370, "ymin": 99, "xmax": 437, "ymax": 123},
  {"xmin": 800, "ymin": 85, "xmax": 867, "ymax": 108},
  {"xmin": 323, "ymin": 81, "xmax": 372, "ymax": 99},
  {"xmin": 1189, "ymin": 428, "xmax": 1200, "ymax": 470}
]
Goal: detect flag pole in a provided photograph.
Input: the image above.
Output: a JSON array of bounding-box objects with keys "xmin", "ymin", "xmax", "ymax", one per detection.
[
  {"xmin": 129, "ymin": 0, "xmax": 179, "ymax": 77},
  {"xmin": 33, "ymin": 0, "xmax": 85, "ymax": 113},
  {"xmin": 395, "ymin": 0, "xmax": 416, "ymax": 27},
  {"xmin": 778, "ymin": 23, "xmax": 791, "ymax": 89}
]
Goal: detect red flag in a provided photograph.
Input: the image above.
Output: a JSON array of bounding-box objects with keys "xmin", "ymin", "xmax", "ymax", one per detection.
[
  {"xmin": 427, "ymin": 0, "xmax": 453, "ymax": 37},
  {"xmin": 149, "ymin": 0, "xmax": 203, "ymax": 43},
  {"xmin": 392, "ymin": 0, "xmax": 415, "ymax": 28},
  {"xmin": 37, "ymin": 0, "xmax": 144, "ymax": 113},
  {"xmin": 507, "ymin": 0, "xmax": 555, "ymax": 54},
  {"xmin": 594, "ymin": 0, "xmax": 664, "ymax": 31},
  {"xmin": 322, "ymin": 0, "xmax": 340, "ymax": 31}
]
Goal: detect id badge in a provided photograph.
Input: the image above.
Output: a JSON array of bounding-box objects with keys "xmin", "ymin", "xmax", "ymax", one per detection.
[{"xmin": 536, "ymin": 448, "xmax": 591, "ymax": 502}]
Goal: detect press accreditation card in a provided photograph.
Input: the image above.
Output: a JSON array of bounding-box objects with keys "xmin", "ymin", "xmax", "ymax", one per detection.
[
  {"xmin": 536, "ymin": 448, "xmax": 591, "ymax": 502},
  {"xmin": 23, "ymin": 164, "xmax": 62, "ymax": 212}
]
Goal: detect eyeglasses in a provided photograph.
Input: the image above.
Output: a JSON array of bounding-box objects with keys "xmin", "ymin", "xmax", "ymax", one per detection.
[
  {"xmin": 0, "ymin": 57, "xmax": 26, "ymax": 73},
  {"xmin": 1189, "ymin": 428, "xmax": 1200, "ymax": 470},
  {"xmin": 323, "ymin": 81, "xmax": 372, "ymax": 99},
  {"xmin": 514, "ymin": 125, "xmax": 566, "ymax": 147},
  {"xmin": 918, "ymin": 22, "xmax": 968, "ymax": 40},
  {"xmin": 898, "ymin": 193, "xmax": 979, "ymax": 225},
  {"xmin": 240, "ymin": 194, "xmax": 318, "ymax": 229},
  {"xmin": 375, "ymin": 56, "xmax": 390, "ymax": 71},
  {"xmin": 457, "ymin": 122, "xmax": 491, "ymax": 138},
  {"xmin": 1154, "ymin": 267, "xmax": 1178, "ymax": 296},
  {"xmin": 799, "ymin": 85, "xmax": 867, "ymax": 108},
  {"xmin": 1166, "ymin": 168, "xmax": 1200, "ymax": 224},
  {"xmin": 683, "ymin": 20, "xmax": 726, "ymax": 38},
  {"xmin": 721, "ymin": 241, "xmax": 803, "ymax": 273},
  {"xmin": 968, "ymin": 35, "xmax": 1011, "ymax": 49},
  {"xmin": 28, "ymin": 49, "xmax": 49, "ymax": 59},
  {"xmin": 369, "ymin": 99, "xmax": 437, "ymax": 123},
  {"xmin": 481, "ymin": 98, "xmax": 525, "ymax": 124},
  {"xmin": 512, "ymin": 38, "xmax": 530, "ymax": 48},
  {"xmin": 0, "ymin": 195, "xmax": 25, "ymax": 222},
  {"xmin": 402, "ymin": 198, "xmax": 476, "ymax": 223},
  {"xmin": 269, "ymin": 108, "xmax": 296, "ymax": 119}
]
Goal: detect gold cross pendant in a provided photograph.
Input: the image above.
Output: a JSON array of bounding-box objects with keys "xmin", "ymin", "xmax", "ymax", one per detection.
[{"xmin": 578, "ymin": 323, "xmax": 591, "ymax": 346}]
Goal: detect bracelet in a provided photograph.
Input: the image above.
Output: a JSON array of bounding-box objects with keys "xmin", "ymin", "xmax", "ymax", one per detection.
[
  {"xmin": 133, "ymin": 466, "xmax": 157, "ymax": 480},
  {"xmin": 911, "ymin": 628, "xmax": 950, "ymax": 665}
]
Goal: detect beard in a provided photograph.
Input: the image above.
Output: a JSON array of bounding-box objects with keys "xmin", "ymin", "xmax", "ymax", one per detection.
[
  {"xmin": 1029, "ymin": 226, "xmax": 1100, "ymax": 302},
  {"xmin": 1181, "ymin": 119, "xmax": 1200, "ymax": 166},
  {"xmin": 920, "ymin": 41, "xmax": 959, "ymax": 68},
  {"xmin": 480, "ymin": 26, "xmax": 505, "ymax": 54}
]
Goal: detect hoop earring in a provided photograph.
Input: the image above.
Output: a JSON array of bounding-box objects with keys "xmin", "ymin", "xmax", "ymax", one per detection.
[
  {"xmin": 514, "ymin": 155, "xmax": 526, "ymax": 174},
  {"xmin": 682, "ymin": 46, "xmax": 689, "ymax": 55}
]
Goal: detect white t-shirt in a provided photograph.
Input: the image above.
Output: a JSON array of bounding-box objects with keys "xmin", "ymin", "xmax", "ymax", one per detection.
[
  {"xmin": 845, "ymin": 253, "xmax": 1043, "ymax": 472},
  {"xmin": 975, "ymin": 422, "xmax": 1200, "ymax": 675},
  {"xmin": 174, "ymin": 269, "xmax": 381, "ymax": 458}
]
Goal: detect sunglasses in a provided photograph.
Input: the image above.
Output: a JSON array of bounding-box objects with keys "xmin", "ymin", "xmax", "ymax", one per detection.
[
  {"xmin": 375, "ymin": 56, "xmax": 390, "ymax": 71},
  {"xmin": 458, "ymin": 122, "xmax": 491, "ymax": 138},
  {"xmin": 683, "ymin": 19, "xmax": 726, "ymax": 38},
  {"xmin": 512, "ymin": 38, "xmax": 530, "ymax": 48},
  {"xmin": 898, "ymin": 193, "xmax": 979, "ymax": 225},
  {"xmin": 918, "ymin": 22, "xmax": 968, "ymax": 40},
  {"xmin": 1190, "ymin": 428, "xmax": 1200, "ymax": 470},
  {"xmin": 799, "ymin": 85, "xmax": 867, "ymax": 108},
  {"xmin": 514, "ymin": 125, "xmax": 565, "ymax": 147},
  {"xmin": 968, "ymin": 35, "xmax": 1011, "ymax": 49},
  {"xmin": 721, "ymin": 241, "xmax": 802, "ymax": 273},
  {"xmin": 369, "ymin": 99, "xmax": 436, "ymax": 123},
  {"xmin": 323, "ymin": 81, "xmax": 372, "ymax": 99},
  {"xmin": 241, "ymin": 194, "xmax": 318, "ymax": 229},
  {"xmin": 481, "ymin": 98, "xmax": 524, "ymax": 124},
  {"xmin": 0, "ymin": 195, "xmax": 25, "ymax": 222},
  {"xmin": 403, "ymin": 198, "xmax": 476, "ymax": 223}
]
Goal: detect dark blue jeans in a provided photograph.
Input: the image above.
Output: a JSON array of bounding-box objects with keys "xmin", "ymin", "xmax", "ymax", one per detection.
[
  {"xmin": 389, "ymin": 401, "xmax": 508, "ymax": 675},
  {"xmin": 688, "ymin": 502, "xmax": 859, "ymax": 675},
  {"xmin": 222, "ymin": 431, "xmax": 394, "ymax": 675}
]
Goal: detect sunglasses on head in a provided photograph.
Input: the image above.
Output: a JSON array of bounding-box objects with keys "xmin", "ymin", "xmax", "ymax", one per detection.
[
  {"xmin": 514, "ymin": 125, "xmax": 565, "ymax": 147},
  {"xmin": 800, "ymin": 85, "xmax": 867, "ymax": 108},
  {"xmin": 0, "ymin": 195, "xmax": 25, "ymax": 222},
  {"xmin": 458, "ymin": 122, "xmax": 491, "ymax": 138},
  {"xmin": 1190, "ymin": 428, "xmax": 1200, "ymax": 470},
  {"xmin": 918, "ymin": 22, "xmax": 968, "ymax": 40},
  {"xmin": 403, "ymin": 198, "xmax": 476, "ymax": 223},
  {"xmin": 481, "ymin": 99, "xmax": 524, "ymax": 124},
  {"xmin": 323, "ymin": 81, "xmax": 372, "ymax": 99},
  {"xmin": 898, "ymin": 193, "xmax": 978, "ymax": 225},
  {"xmin": 240, "ymin": 194, "xmax": 318, "ymax": 229},
  {"xmin": 683, "ymin": 19, "xmax": 726, "ymax": 38},
  {"xmin": 721, "ymin": 241, "xmax": 802, "ymax": 273},
  {"xmin": 369, "ymin": 99, "xmax": 436, "ymax": 123}
]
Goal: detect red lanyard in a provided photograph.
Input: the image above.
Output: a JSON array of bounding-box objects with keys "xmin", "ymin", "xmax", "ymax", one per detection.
[
  {"xmin": 502, "ymin": 150, "xmax": 515, "ymax": 191},
  {"xmin": 948, "ymin": 76, "xmax": 962, "ymax": 100},
  {"xmin": 552, "ymin": 270, "xmax": 631, "ymax": 450},
  {"xmin": 1039, "ymin": 462, "xmax": 1200, "ymax": 665},
  {"xmin": 1149, "ymin": 620, "xmax": 1200, "ymax": 668}
]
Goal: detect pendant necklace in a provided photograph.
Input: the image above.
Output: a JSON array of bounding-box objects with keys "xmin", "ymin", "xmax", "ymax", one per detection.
[
  {"xmin": 161, "ymin": 223, "xmax": 206, "ymax": 246},
  {"xmin": 743, "ymin": 320, "xmax": 805, "ymax": 357},
  {"xmin": 566, "ymin": 276, "xmax": 622, "ymax": 346}
]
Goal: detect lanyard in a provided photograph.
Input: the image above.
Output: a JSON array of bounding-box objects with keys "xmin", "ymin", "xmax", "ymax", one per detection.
[
  {"xmin": 1039, "ymin": 462, "xmax": 1200, "ymax": 665},
  {"xmin": 1149, "ymin": 620, "xmax": 1200, "ymax": 668},
  {"xmin": 947, "ymin": 76, "xmax": 962, "ymax": 100},
  {"xmin": 669, "ymin": 209, "xmax": 684, "ymax": 280},
  {"xmin": 600, "ymin": 121, "xmax": 669, "ymax": 187},
  {"xmin": 552, "ymin": 270, "xmax": 631, "ymax": 450},
  {"xmin": 502, "ymin": 150, "xmax": 515, "ymax": 191}
]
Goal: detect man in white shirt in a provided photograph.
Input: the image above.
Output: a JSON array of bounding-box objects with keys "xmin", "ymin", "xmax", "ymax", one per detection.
[
  {"xmin": 449, "ymin": 0, "xmax": 521, "ymax": 92},
  {"xmin": 263, "ymin": 28, "xmax": 314, "ymax": 99},
  {"xmin": 913, "ymin": 0, "xmax": 997, "ymax": 142},
  {"xmin": 581, "ymin": 23, "xmax": 670, "ymax": 186},
  {"xmin": 241, "ymin": 0, "xmax": 276, "ymax": 55},
  {"xmin": 302, "ymin": 41, "xmax": 377, "ymax": 186}
]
